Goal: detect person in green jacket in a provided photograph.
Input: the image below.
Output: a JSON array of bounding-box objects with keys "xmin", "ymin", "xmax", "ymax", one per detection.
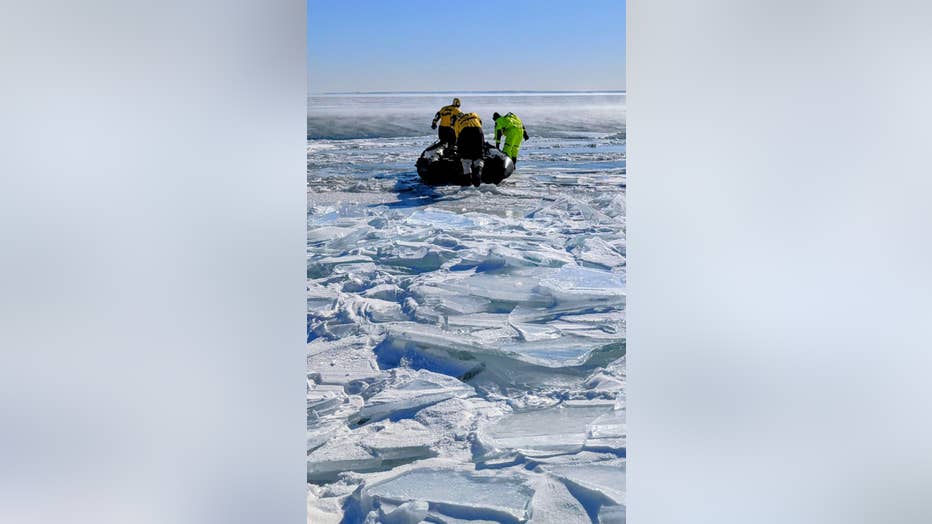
[{"xmin": 493, "ymin": 112, "xmax": 530, "ymax": 163}]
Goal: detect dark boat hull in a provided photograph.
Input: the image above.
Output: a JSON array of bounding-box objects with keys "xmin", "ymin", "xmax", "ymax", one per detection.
[{"xmin": 415, "ymin": 141, "xmax": 516, "ymax": 186}]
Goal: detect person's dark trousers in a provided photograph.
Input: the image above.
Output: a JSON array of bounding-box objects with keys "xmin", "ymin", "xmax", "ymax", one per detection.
[
  {"xmin": 457, "ymin": 127, "xmax": 485, "ymax": 186},
  {"xmin": 456, "ymin": 127, "xmax": 484, "ymax": 160},
  {"xmin": 438, "ymin": 125, "xmax": 455, "ymax": 145}
]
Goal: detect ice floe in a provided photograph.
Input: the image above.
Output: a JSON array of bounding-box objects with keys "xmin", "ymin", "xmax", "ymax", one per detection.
[
  {"xmin": 364, "ymin": 468, "xmax": 535, "ymax": 523},
  {"xmin": 475, "ymin": 401, "xmax": 617, "ymax": 462},
  {"xmin": 308, "ymin": 94, "xmax": 625, "ymax": 522},
  {"xmin": 355, "ymin": 369, "xmax": 475, "ymax": 424}
]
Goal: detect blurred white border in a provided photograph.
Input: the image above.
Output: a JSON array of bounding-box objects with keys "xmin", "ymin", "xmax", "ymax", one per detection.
[
  {"xmin": 1, "ymin": 2, "xmax": 307, "ymax": 523},
  {"xmin": 3, "ymin": 1, "xmax": 931, "ymax": 522},
  {"xmin": 628, "ymin": 1, "xmax": 932, "ymax": 523}
]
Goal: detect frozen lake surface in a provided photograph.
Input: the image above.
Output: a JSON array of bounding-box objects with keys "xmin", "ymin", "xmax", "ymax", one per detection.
[{"xmin": 307, "ymin": 93, "xmax": 625, "ymax": 523}]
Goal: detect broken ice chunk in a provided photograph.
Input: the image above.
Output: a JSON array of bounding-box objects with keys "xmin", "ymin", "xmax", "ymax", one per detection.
[
  {"xmin": 306, "ymin": 383, "xmax": 362, "ymax": 422},
  {"xmin": 598, "ymin": 504, "xmax": 626, "ymax": 524},
  {"xmin": 587, "ymin": 409, "xmax": 626, "ymax": 440},
  {"xmin": 306, "ymin": 383, "xmax": 346, "ymax": 418},
  {"xmin": 356, "ymin": 369, "xmax": 474, "ymax": 423},
  {"xmin": 528, "ymin": 476, "xmax": 590, "ymax": 524},
  {"xmin": 382, "ymin": 247, "xmax": 448, "ymax": 273},
  {"xmin": 306, "ymin": 421, "xmax": 345, "ymax": 453},
  {"xmin": 408, "ymin": 283, "xmax": 492, "ymax": 315},
  {"xmin": 382, "ymin": 320, "xmax": 621, "ymax": 373},
  {"xmin": 429, "ymin": 270, "xmax": 553, "ymax": 306},
  {"xmin": 584, "ymin": 408, "xmax": 627, "ymax": 453},
  {"xmin": 360, "ymin": 419, "xmax": 438, "ymax": 462},
  {"xmin": 498, "ymin": 337, "xmax": 623, "ymax": 368},
  {"xmin": 413, "ymin": 399, "xmax": 479, "ymax": 440},
  {"xmin": 445, "ymin": 312, "xmax": 511, "ymax": 330},
  {"xmin": 378, "ymin": 500, "xmax": 429, "ymax": 524},
  {"xmin": 307, "ymin": 487, "xmax": 347, "ymax": 524},
  {"xmin": 365, "ymin": 468, "xmax": 535, "ymax": 523},
  {"xmin": 569, "ymin": 236, "xmax": 626, "ymax": 269},
  {"xmin": 307, "ymin": 440, "xmax": 381, "ymax": 482},
  {"xmin": 361, "ymin": 283, "xmax": 404, "ymax": 301},
  {"xmin": 476, "ymin": 401, "xmax": 615, "ymax": 460},
  {"xmin": 538, "ymin": 265, "xmax": 626, "ymax": 304},
  {"xmin": 407, "ymin": 208, "xmax": 475, "ymax": 229},
  {"xmin": 307, "ymin": 420, "xmax": 441, "ymax": 481},
  {"xmin": 307, "ymin": 337, "xmax": 380, "ymax": 386},
  {"xmin": 546, "ymin": 462, "xmax": 626, "ymax": 506},
  {"xmin": 307, "ymin": 225, "xmax": 358, "ymax": 244}
]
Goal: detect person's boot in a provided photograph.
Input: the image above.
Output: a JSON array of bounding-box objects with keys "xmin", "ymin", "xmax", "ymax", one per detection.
[{"xmin": 471, "ymin": 160, "xmax": 483, "ymax": 187}]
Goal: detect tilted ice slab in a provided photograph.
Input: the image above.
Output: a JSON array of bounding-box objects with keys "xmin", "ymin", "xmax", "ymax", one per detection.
[
  {"xmin": 414, "ymin": 397, "xmax": 507, "ymax": 452},
  {"xmin": 307, "ymin": 382, "xmax": 362, "ymax": 422},
  {"xmin": 369, "ymin": 500, "xmax": 429, "ymax": 524},
  {"xmin": 496, "ymin": 336, "xmax": 624, "ymax": 368},
  {"xmin": 418, "ymin": 271, "xmax": 554, "ymax": 307},
  {"xmin": 307, "ymin": 419, "xmax": 440, "ymax": 482},
  {"xmin": 527, "ymin": 475, "xmax": 590, "ymax": 524},
  {"xmin": 359, "ymin": 419, "xmax": 439, "ymax": 461},
  {"xmin": 307, "ymin": 440, "xmax": 382, "ymax": 482},
  {"xmin": 448, "ymin": 242, "xmax": 577, "ymax": 272},
  {"xmin": 307, "ymin": 336, "xmax": 380, "ymax": 386},
  {"xmin": 356, "ymin": 369, "xmax": 474, "ymax": 423},
  {"xmin": 377, "ymin": 323, "xmax": 622, "ymax": 393},
  {"xmin": 381, "ymin": 317, "xmax": 621, "ymax": 368},
  {"xmin": 598, "ymin": 504, "xmax": 627, "ymax": 524},
  {"xmin": 406, "ymin": 208, "xmax": 475, "ymax": 229},
  {"xmin": 546, "ymin": 462, "xmax": 626, "ymax": 506},
  {"xmin": 538, "ymin": 265, "xmax": 626, "ymax": 304},
  {"xmin": 363, "ymin": 468, "xmax": 535, "ymax": 523},
  {"xmin": 585, "ymin": 407, "xmax": 627, "ymax": 452},
  {"xmin": 585, "ymin": 355, "xmax": 626, "ymax": 394},
  {"xmin": 306, "ymin": 379, "xmax": 363, "ymax": 454},
  {"xmin": 414, "ymin": 265, "xmax": 625, "ymax": 308},
  {"xmin": 306, "ymin": 421, "xmax": 346, "ymax": 454},
  {"xmin": 475, "ymin": 401, "xmax": 616, "ymax": 461},
  {"xmin": 509, "ymin": 308, "xmax": 625, "ymax": 345},
  {"xmin": 567, "ymin": 236, "xmax": 626, "ymax": 270}
]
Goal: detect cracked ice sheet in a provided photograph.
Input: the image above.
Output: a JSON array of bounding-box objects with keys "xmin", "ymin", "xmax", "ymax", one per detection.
[
  {"xmin": 364, "ymin": 468, "xmax": 535, "ymax": 523},
  {"xmin": 306, "ymin": 336, "xmax": 380, "ymax": 386},
  {"xmin": 546, "ymin": 462, "xmax": 627, "ymax": 506},
  {"xmin": 355, "ymin": 368, "xmax": 475, "ymax": 423},
  {"xmin": 308, "ymin": 94, "xmax": 625, "ymax": 522},
  {"xmin": 307, "ymin": 419, "xmax": 441, "ymax": 482},
  {"xmin": 475, "ymin": 401, "xmax": 617, "ymax": 461}
]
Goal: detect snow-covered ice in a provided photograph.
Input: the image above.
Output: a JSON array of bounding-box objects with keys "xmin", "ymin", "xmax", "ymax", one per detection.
[
  {"xmin": 364, "ymin": 468, "xmax": 536, "ymax": 523},
  {"xmin": 308, "ymin": 92, "xmax": 625, "ymax": 522},
  {"xmin": 475, "ymin": 401, "xmax": 618, "ymax": 461},
  {"xmin": 355, "ymin": 368, "xmax": 475, "ymax": 423}
]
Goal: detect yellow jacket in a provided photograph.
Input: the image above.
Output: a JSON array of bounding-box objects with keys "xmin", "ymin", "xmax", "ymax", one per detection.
[
  {"xmin": 432, "ymin": 104, "xmax": 462, "ymax": 128},
  {"xmin": 453, "ymin": 112, "xmax": 482, "ymax": 136}
]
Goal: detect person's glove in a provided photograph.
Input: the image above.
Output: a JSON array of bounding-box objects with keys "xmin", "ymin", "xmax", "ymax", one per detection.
[{"xmin": 431, "ymin": 123, "xmax": 437, "ymax": 129}]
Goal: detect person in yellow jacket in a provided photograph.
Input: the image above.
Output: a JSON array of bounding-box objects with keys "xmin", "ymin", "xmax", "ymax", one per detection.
[
  {"xmin": 452, "ymin": 112, "xmax": 485, "ymax": 187},
  {"xmin": 493, "ymin": 112, "xmax": 530, "ymax": 163},
  {"xmin": 431, "ymin": 98, "xmax": 461, "ymax": 146}
]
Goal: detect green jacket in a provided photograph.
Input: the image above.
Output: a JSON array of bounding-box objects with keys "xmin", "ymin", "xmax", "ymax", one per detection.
[{"xmin": 494, "ymin": 113, "xmax": 529, "ymax": 143}]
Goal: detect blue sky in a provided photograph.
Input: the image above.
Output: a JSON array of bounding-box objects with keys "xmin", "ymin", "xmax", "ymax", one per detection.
[{"xmin": 307, "ymin": 0, "xmax": 625, "ymax": 93}]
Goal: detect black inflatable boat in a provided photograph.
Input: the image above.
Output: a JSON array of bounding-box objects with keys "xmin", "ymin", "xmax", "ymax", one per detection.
[{"xmin": 415, "ymin": 141, "xmax": 515, "ymax": 186}]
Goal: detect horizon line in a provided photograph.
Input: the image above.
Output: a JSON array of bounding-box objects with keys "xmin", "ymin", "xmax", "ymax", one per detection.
[{"xmin": 309, "ymin": 89, "xmax": 627, "ymax": 96}]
